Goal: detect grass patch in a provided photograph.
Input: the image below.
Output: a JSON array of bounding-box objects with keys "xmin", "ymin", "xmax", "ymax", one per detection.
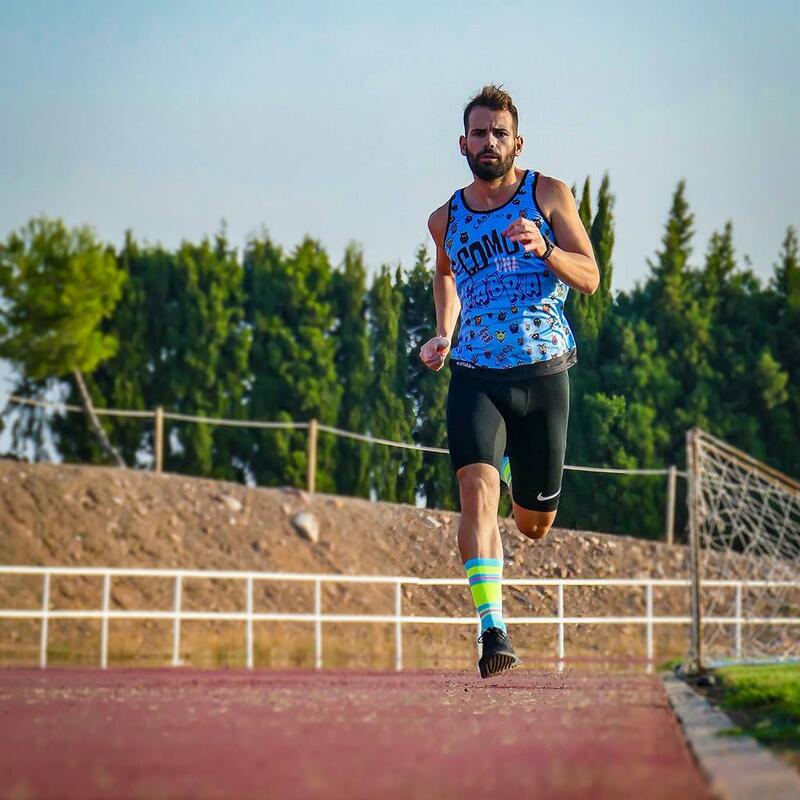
[{"xmin": 714, "ymin": 664, "xmax": 800, "ymax": 749}]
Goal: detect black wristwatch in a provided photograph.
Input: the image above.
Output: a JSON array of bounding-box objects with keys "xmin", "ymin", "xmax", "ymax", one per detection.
[{"xmin": 540, "ymin": 236, "xmax": 555, "ymax": 262}]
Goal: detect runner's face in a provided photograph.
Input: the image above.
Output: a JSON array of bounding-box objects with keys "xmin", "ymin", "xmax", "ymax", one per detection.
[{"xmin": 460, "ymin": 108, "xmax": 520, "ymax": 180}]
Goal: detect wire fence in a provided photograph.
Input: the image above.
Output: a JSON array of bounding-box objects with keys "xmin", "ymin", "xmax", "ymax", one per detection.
[
  {"xmin": 4, "ymin": 394, "xmax": 685, "ymax": 542},
  {"xmin": 686, "ymin": 427, "xmax": 800, "ymax": 668}
]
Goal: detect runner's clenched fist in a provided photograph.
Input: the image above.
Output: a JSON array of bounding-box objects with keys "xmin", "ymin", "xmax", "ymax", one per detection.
[
  {"xmin": 502, "ymin": 215, "xmax": 548, "ymax": 257},
  {"xmin": 419, "ymin": 336, "xmax": 451, "ymax": 371}
]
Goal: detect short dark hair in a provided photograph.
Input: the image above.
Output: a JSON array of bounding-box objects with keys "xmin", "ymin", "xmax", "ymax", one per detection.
[{"xmin": 463, "ymin": 84, "xmax": 518, "ymax": 135}]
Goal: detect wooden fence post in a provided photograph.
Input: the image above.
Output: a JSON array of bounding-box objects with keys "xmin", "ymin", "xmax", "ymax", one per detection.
[
  {"xmin": 687, "ymin": 428, "xmax": 703, "ymax": 672},
  {"xmin": 154, "ymin": 406, "xmax": 164, "ymax": 474},
  {"xmin": 307, "ymin": 418, "xmax": 318, "ymax": 494},
  {"xmin": 665, "ymin": 464, "xmax": 677, "ymax": 544}
]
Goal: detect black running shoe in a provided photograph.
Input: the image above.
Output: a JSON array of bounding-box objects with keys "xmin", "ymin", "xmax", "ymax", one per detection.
[{"xmin": 477, "ymin": 627, "xmax": 520, "ymax": 678}]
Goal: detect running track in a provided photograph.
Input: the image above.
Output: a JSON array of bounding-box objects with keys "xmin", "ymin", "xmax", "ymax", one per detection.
[{"xmin": 0, "ymin": 668, "xmax": 710, "ymax": 799}]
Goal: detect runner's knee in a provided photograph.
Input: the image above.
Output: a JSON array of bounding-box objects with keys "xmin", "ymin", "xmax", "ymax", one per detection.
[
  {"xmin": 459, "ymin": 469, "xmax": 497, "ymax": 501},
  {"xmin": 516, "ymin": 520, "xmax": 552, "ymax": 540},
  {"xmin": 457, "ymin": 466, "xmax": 500, "ymax": 515}
]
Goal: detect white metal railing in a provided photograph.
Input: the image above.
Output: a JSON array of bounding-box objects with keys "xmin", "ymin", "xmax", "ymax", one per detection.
[{"xmin": 1, "ymin": 566, "xmax": 798, "ymax": 671}]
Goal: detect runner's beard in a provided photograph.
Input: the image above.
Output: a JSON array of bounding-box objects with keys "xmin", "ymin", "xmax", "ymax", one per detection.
[{"xmin": 466, "ymin": 148, "xmax": 515, "ymax": 180}]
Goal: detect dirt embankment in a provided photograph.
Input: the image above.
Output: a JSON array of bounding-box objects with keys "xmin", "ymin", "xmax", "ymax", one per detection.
[{"xmin": 0, "ymin": 459, "xmax": 699, "ymax": 668}]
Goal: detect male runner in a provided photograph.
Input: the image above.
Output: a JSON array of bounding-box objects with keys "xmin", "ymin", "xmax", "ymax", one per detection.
[{"xmin": 419, "ymin": 85, "xmax": 599, "ymax": 678}]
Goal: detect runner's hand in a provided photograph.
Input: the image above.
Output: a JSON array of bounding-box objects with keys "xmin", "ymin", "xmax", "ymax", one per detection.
[
  {"xmin": 419, "ymin": 336, "xmax": 451, "ymax": 372},
  {"xmin": 502, "ymin": 215, "xmax": 547, "ymax": 256}
]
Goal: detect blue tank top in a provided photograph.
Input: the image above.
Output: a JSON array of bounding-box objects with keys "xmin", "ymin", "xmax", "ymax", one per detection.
[{"xmin": 444, "ymin": 169, "xmax": 577, "ymax": 377}]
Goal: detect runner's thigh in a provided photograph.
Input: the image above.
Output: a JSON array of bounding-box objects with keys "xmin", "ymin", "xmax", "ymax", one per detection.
[
  {"xmin": 446, "ymin": 371, "xmax": 507, "ymax": 476},
  {"xmin": 505, "ymin": 370, "xmax": 570, "ymax": 511}
]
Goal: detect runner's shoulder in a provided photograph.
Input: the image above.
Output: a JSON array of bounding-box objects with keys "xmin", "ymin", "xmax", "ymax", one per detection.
[
  {"xmin": 534, "ymin": 173, "xmax": 573, "ymax": 213},
  {"xmin": 427, "ymin": 200, "xmax": 451, "ymax": 247}
]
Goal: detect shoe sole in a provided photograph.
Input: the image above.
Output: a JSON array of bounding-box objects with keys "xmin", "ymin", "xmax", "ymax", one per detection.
[{"xmin": 479, "ymin": 652, "xmax": 521, "ymax": 679}]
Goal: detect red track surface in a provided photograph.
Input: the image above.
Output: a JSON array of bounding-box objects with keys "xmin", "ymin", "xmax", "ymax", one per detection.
[{"xmin": 0, "ymin": 668, "xmax": 710, "ymax": 800}]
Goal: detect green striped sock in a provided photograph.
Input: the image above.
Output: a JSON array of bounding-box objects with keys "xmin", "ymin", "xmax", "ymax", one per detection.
[
  {"xmin": 464, "ymin": 557, "xmax": 506, "ymax": 633},
  {"xmin": 500, "ymin": 455, "xmax": 511, "ymax": 487}
]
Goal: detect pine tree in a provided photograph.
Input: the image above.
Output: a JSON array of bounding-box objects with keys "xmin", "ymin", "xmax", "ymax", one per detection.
[
  {"xmin": 53, "ymin": 230, "xmax": 171, "ymax": 466},
  {"xmin": 701, "ymin": 223, "xmax": 747, "ymax": 444},
  {"xmin": 768, "ymin": 227, "xmax": 800, "ymax": 476},
  {"xmin": 644, "ymin": 181, "xmax": 713, "ymax": 445},
  {"xmin": 0, "ymin": 217, "xmax": 127, "ymax": 465},
  {"xmin": 703, "ymin": 221, "xmax": 737, "ymax": 297},
  {"xmin": 772, "ymin": 226, "xmax": 800, "ymax": 313},
  {"xmin": 648, "ymin": 181, "xmax": 695, "ymax": 288}
]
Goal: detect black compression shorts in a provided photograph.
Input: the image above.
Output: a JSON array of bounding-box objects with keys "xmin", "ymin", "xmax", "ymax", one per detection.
[{"xmin": 446, "ymin": 365, "xmax": 571, "ymax": 512}]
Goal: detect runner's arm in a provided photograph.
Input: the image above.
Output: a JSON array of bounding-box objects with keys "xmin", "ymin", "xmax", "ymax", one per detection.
[
  {"xmin": 428, "ymin": 205, "xmax": 461, "ymax": 339},
  {"xmin": 538, "ymin": 177, "xmax": 600, "ymax": 295}
]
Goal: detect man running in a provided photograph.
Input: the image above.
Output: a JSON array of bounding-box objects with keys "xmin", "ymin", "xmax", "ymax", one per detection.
[{"xmin": 420, "ymin": 85, "xmax": 599, "ymax": 678}]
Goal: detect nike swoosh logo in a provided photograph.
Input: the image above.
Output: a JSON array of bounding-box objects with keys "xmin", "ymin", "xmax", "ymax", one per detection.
[{"xmin": 537, "ymin": 489, "xmax": 561, "ymax": 501}]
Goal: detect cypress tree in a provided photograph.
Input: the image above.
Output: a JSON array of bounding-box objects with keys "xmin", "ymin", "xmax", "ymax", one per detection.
[
  {"xmin": 329, "ymin": 243, "xmax": 371, "ymax": 498},
  {"xmin": 578, "ymin": 176, "xmax": 593, "ymax": 234},
  {"xmin": 243, "ymin": 235, "xmax": 341, "ymax": 491},
  {"xmin": 589, "ymin": 174, "xmax": 615, "ymax": 320},
  {"xmin": 367, "ymin": 265, "xmax": 419, "ymax": 504},
  {"xmin": 393, "ymin": 266, "xmax": 423, "ymax": 503},
  {"xmin": 402, "ymin": 245, "xmax": 458, "ymax": 509},
  {"xmin": 565, "ymin": 176, "xmax": 593, "ymax": 343},
  {"xmin": 159, "ymin": 231, "xmax": 250, "ymax": 479},
  {"xmin": 562, "ymin": 177, "xmax": 636, "ymax": 534}
]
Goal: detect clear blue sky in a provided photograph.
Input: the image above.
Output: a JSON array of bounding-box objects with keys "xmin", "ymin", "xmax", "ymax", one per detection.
[{"xmin": 1, "ymin": 0, "xmax": 798, "ymax": 402}]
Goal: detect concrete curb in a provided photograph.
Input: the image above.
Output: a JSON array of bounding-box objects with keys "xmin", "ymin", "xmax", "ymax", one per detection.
[{"xmin": 663, "ymin": 673, "xmax": 800, "ymax": 800}]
